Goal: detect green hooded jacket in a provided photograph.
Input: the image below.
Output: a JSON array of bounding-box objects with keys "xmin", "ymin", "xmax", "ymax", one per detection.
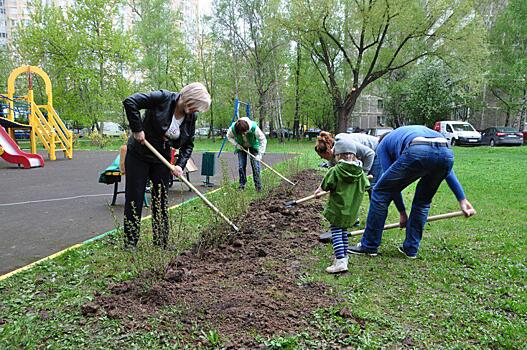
[{"xmin": 321, "ymin": 161, "xmax": 370, "ymax": 228}]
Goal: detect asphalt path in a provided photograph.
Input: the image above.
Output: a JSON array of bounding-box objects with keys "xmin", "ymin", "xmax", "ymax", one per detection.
[{"xmin": 0, "ymin": 150, "xmax": 296, "ymax": 274}]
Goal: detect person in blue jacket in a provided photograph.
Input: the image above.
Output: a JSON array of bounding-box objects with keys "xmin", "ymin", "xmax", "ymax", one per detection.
[{"xmin": 348, "ymin": 125, "xmax": 476, "ymax": 258}]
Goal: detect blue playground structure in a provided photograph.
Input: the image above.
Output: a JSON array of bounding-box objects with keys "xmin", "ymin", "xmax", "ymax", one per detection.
[{"xmin": 217, "ymin": 97, "xmax": 251, "ymax": 158}]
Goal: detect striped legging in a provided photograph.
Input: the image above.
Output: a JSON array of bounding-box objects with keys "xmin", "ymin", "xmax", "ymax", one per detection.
[{"xmin": 331, "ymin": 225, "xmax": 348, "ymax": 259}]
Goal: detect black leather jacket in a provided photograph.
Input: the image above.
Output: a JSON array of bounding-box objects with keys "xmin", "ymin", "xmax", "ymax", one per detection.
[{"xmin": 123, "ymin": 90, "xmax": 196, "ymax": 169}]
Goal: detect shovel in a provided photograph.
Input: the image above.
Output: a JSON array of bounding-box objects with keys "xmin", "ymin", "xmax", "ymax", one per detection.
[
  {"xmin": 143, "ymin": 140, "xmax": 239, "ymax": 232},
  {"xmin": 319, "ymin": 210, "xmax": 469, "ymax": 243}
]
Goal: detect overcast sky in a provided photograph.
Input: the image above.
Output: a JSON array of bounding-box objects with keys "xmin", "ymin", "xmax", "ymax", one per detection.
[{"xmin": 199, "ymin": 0, "xmax": 212, "ymax": 16}]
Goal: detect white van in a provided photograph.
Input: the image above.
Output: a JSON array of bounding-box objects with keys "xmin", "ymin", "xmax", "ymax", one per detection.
[
  {"xmin": 433, "ymin": 121, "xmax": 481, "ymax": 146},
  {"xmin": 95, "ymin": 122, "xmax": 126, "ymax": 137}
]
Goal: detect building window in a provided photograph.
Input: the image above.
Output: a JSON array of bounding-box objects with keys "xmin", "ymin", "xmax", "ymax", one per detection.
[
  {"xmin": 0, "ymin": 32, "xmax": 6, "ymax": 38},
  {"xmin": 377, "ymin": 99, "xmax": 383, "ymax": 109},
  {"xmin": 377, "ymin": 116, "xmax": 385, "ymax": 126}
]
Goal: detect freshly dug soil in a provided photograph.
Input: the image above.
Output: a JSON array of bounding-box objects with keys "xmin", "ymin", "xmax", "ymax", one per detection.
[{"xmin": 88, "ymin": 169, "xmax": 336, "ymax": 347}]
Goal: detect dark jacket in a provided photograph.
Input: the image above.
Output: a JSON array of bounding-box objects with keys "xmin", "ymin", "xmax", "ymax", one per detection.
[{"xmin": 123, "ymin": 90, "xmax": 196, "ymax": 169}]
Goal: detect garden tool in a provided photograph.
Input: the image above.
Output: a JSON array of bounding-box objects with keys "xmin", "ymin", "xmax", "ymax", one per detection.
[
  {"xmin": 285, "ymin": 175, "xmax": 373, "ymax": 209},
  {"xmin": 320, "ymin": 210, "xmax": 469, "ymax": 243},
  {"xmin": 284, "ymin": 191, "xmax": 329, "ymax": 208},
  {"xmin": 143, "ymin": 140, "xmax": 239, "ymax": 232},
  {"xmin": 347, "ymin": 210, "xmax": 468, "ymax": 237},
  {"xmin": 240, "ymin": 147, "xmax": 296, "ymax": 186}
]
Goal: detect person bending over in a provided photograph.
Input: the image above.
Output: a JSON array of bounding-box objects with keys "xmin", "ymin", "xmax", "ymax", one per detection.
[
  {"xmin": 348, "ymin": 125, "xmax": 475, "ymax": 259},
  {"xmin": 122, "ymin": 83, "xmax": 211, "ymax": 249},
  {"xmin": 227, "ymin": 117, "xmax": 267, "ymax": 192}
]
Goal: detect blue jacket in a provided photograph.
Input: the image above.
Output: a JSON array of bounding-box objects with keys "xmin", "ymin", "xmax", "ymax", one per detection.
[{"xmin": 376, "ymin": 125, "xmax": 466, "ymax": 212}]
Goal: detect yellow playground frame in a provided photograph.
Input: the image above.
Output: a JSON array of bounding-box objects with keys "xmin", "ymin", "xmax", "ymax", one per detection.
[{"xmin": 2, "ymin": 65, "xmax": 73, "ymax": 160}]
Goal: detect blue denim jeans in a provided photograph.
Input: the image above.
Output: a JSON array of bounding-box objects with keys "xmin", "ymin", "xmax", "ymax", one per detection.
[
  {"xmin": 368, "ymin": 154, "xmax": 381, "ymax": 188},
  {"xmin": 238, "ymin": 148, "xmax": 262, "ymax": 190},
  {"xmin": 361, "ymin": 144, "xmax": 454, "ymax": 255}
]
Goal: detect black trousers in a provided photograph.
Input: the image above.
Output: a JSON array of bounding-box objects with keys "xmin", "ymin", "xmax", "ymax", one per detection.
[{"xmin": 124, "ymin": 150, "xmax": 170, "ymax": 247}]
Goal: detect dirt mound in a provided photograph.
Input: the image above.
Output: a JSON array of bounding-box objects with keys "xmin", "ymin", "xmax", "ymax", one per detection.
[{"xmin": 89, "ymin": 169, "xmax": 334, "ymax": 347}]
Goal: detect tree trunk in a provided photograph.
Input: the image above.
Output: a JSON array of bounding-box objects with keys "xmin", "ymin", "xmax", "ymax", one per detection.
[
  {"xmin": 293, "ymin": 41, "xmax": 301, "ymax": 139},
  {"xmin": 517, "ymin": 91, "xmax": 527, "ymax": 131},
  {"xmin": 336, "ymin": 92, "xmax": 359, "ymax": 133},
  {"xmin": 504, "ymin": 109, "xmax": 511, "ymax": 127}
]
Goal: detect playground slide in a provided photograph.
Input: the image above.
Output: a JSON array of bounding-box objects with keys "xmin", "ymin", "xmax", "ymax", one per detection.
[{"xmin": 0, "ymin": 126, "xmax": 44, "ymax": 169}]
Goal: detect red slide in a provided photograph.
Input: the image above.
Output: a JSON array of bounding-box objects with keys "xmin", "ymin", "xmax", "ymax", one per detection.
[{"xmin": 0, "ymin": 126, "xmax": 44, "ymax": 169}]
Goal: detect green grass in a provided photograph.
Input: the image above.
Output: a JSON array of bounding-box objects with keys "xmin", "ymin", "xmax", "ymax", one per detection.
[
  {"xmin": 15, "ymin": 136, "xmax": 315, "ymax": 153},
  {"xmin": 298, "ymin": 146, "xmax": 527, "ymax": 349},
  {"xmin": 1, "ymin": 146, "xmax": 526, "ymax": 349},
  {"xmin": 0, "ymin": 150, "xmax": 314, "ymax": 349}
]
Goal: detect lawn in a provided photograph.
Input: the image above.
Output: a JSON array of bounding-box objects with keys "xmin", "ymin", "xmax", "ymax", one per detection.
[
  {"xmin": 15, "ymin": 135, "xmax": 316, "ymax": 153},
  {"xmin": 0, "ymin": 145, "xmax": 525, "ymax": 349}
]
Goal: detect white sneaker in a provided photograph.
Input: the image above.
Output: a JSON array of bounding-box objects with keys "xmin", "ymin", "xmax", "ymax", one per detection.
[{"xmin": 326, "ymin": 257, "xmax": 349, "ymax": 274}]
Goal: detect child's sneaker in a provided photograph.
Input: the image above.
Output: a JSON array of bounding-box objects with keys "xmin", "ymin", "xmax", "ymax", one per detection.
[{"xmin": 326, "ymin": 257, "xmax": 348, "ymax": 274}]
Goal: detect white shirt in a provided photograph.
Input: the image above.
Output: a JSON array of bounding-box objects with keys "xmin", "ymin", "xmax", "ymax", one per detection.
[{"xmin": 165, "ymin": 116, "xmax": 185, "ymax": 140}]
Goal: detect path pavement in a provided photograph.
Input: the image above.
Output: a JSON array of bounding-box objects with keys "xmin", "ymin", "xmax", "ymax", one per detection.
[{"xmin": 0, "ymin": 150, "xmax": 295, "ymax": 274}]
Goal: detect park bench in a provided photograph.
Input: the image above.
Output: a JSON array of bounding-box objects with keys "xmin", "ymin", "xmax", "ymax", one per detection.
[{"xmin": 98, "ymin": 146, "xmax": 197, "ymax": 206}]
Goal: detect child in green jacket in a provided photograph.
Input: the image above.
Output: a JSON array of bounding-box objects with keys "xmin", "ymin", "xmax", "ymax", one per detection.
[{"xmin": 315, "ymin": 138, "xmax": 370, "ymax": 273}]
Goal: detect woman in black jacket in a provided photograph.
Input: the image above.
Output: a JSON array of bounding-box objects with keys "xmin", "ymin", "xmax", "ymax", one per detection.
[{"xmin": 122, "ymin": 83, "xmax": 211, "ymax": 248}]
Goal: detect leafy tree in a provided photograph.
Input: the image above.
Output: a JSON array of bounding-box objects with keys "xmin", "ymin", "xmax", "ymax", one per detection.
[
  {"xmin": 288, "ymin": 0, "xmax": 488, "ymax": 133},
  {"xmin": 384, "ymin": 63, "xmax": 452, "ymax": 127},
  {"xmin": 14, "ymin": 0, "xmax": 136, "ymax": 128},
  {"xmin": 489, "ymin": 0, "xmax": 527, "ymax": 130},
  {"xmin": 213, "ymin": 0, "xmax": 285, "ymax": 130},
  {"xmin": 129, "ymin": 0, "xmax": 191, "ymax": 90}
]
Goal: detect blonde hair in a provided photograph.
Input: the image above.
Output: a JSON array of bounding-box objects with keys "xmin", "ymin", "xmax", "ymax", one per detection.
[
  {"xmin": 180, "ymin": 82, "xmax": 211, "ymax": 112},
  {"xmin": 335, "ymin": 152, "xmax": 357, "ymax": 162}
]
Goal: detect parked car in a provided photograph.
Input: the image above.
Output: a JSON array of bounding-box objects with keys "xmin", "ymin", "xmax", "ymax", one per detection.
[
  {"xmin": 433, "ymin": 120, "xmax": 481, "ymax": 146},
  {"xmin": 94, "ymin": 122, "xmax": 126, "ymax": 137},
  {"xmin": 14, "ymin": 129, "xmax": 31, "ymax": 139},
  {"xmin": 271, "ymin": 128, "xmax": 292, "ymax": 138},
  {"xmin": 366, "ymin": 127, "xmax": 393, "ymax": 138},
  {"xmin": 347, "ymin": 126, "xmax": 362, "ymax": 133},
  {"xmin": 78, "ymin": 127, "xmax": 91, "ymax": 138},
  {"xmin": 303, "ymin": 128, "xmax": 321, "ymax": 139},
  {"xmin": 480, "ymin": 127, "xmax": 524, "ymax": 147},
  {"xmin": 195, "ymin": 127, "xmax": 210, "ymax": 136}
]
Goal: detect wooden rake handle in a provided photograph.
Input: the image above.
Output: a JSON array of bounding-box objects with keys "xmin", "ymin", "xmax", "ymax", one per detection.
[
  {"xmin": 284, "ymin": 191, "xmax": 329, "ymax": 207},
  {"xmin": 143, "ymin": 140, "xmax": 239, "ymax": 232},
  {"xmin": 240, "ymin": 147, "xmax": 295, "ymax": 186},
  {"xmin": 349, "ymin": 210, "xmax": 468, "ymax": 236},
  {"xmin": 284, "ymin": 175, "xmax": 373, "ymax": 207}
]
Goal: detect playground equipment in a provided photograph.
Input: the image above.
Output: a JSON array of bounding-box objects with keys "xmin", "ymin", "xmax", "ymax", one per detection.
[
  {"xmin": 1, "ymin": 65, "xmax": 73, "ymax": 162},
  {"xmin": 0, "ymin": 116, "xmax": 44, "ymax": 168},
  {"xmin": 217, "ymin": 97, "xmax": 251, "ymax": 158}
]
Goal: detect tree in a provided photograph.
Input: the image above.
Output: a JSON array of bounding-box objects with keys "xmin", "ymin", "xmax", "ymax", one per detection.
[
  {"xmin": 384, "ymin": 63, "xmax": 453, "ymax": 127},
  {"xmin": 14, "ymin": 0, "xmax": 136, "ymax": 128},
  {"xmin": 213, "ymin": 0, "xmax": 285, "ymax": 130},
  {"xmin": 489, "ymin": 0, "xmax": 527, "ymax": 130},
  {"xmin": 288, "ymin": 0, "xmax": 487, "ymax": 133},
  {"xmin": 129, "ymin": 0, "xmax": 191, "ymax": 91}
]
